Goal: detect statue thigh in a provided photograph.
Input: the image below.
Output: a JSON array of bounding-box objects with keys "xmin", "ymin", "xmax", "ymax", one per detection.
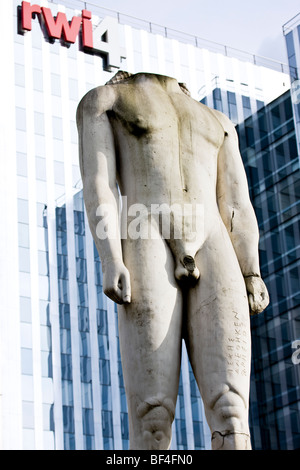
[
  {"xmin": 186, "ymin": 239, "xmax": 252, "ymax": 438},
  {"xmin": 117, "ymin": 236, "xmax": 183, "ymax": 448}
]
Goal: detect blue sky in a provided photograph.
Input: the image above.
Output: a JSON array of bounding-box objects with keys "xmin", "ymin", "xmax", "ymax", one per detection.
[{"xmin": 92, "ymin": 0, "xmax": 299, "ymax": 63}]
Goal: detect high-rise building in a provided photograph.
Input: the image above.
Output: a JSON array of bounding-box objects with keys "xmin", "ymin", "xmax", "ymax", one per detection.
[
  {"xmin": 283, "ymin": 13, "xmax": 300, "ymax": 157},
  {"xmin": 229, "ymin": 15, "xmax": 300, "ymax": 450},
  {"xmin": 236, "ymin": 90, "xmax": 300, "ymax": 450},
  {"xmin": 199, "ymin": 80, "xmax": 300, "ymax": 449},
  {"xmin": 0, "ymin": 0, "xmax": 292, "ymax": 450},
  {"xmin": 186, "ymin": 13, "xmax": 300, "ymax": 449},
  {"xmin": 198, "ymin": 41, "xmax": 300, "ymax": 450}
]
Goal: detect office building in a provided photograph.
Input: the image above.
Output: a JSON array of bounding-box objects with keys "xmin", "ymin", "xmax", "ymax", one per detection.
[
  {"xmin": 199, "ymin": 77, "xmax": 300, "ymax": 450},
  {"xmin": 195, "ymin": 14, "xmax": 300, "ymax": 449},
  {"xmin": 283, "ymin": 13, "xmax": 300, "ymax": 156},
  {"xmin": 0, "ymin": 0, "xmax": 292, "ymax": 449},
  {"xmin": 236, "ymin": 90, "xmax": 300, "ymax": 450}
]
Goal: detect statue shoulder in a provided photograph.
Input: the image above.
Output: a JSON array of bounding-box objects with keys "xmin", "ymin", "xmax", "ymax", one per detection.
[
  {"xmin": 77, "ymin": 71, "xmax": 133, "ymax": 118},
  {"xmin": 77, "ymin": 84, "xmax": 117, "ymax": 124},
  {"xmin": 208, "ymin": 107, "xmax": 236, "ymax": 136}
]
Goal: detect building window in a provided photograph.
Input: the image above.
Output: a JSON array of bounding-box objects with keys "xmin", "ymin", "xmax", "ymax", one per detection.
[
  {"xmin": 75, "ymin": 234, "xmax": 86, "ymax": 259},
  {"xmin": 62, "ymin": 379, "xmax": 73, "ymax": 406},
  {"xmin": 256, "ymin": 100, "xmax": 265, "ymax": 111},
  {"xmin": 64, "ymin": 432, "xmax": 75, "ymax": 450},
  {"xmin": 242, "ymin": 95, "xmax": 252, "ymax": 119},
  {"xmin": 101, "ymin": 385, "xmax": 113, "ymax": 411},
  {"xmin": 102, "ymin": 410, "xmax": 114, "ymax": 448},
  {"xmin": 35, "ymin": 156, "xmax": 46, "ymax": 181},
  {"xmin": 63, "ymin": 406, "xmax": 75, "ymax": 434},
  {"xmin": 78, "ymin": 306, "xmax": 89, "ymax": 332},
  {"xmin": 58, "ymin": 279, "xmax": 69, "ymax": 304},
  {"xmin": 59, "ymin": 303, "xmax": 71, "ymax": 329},
  {"xmin": 77, "ymin": 282, "xmax": 88, "ymax": 307},
  {"xmin": 227, "ymin": 91, "xmax": 238, "ymax": 123},
  {"xmin": 57, "ymin": 254, "xmax": 68, "ymax": 281},
  {"xmin": 33, "ymin": 69, "xmax": 43, "ymax": 92},
  {"xmin": 76, "ymin": 258, "xmax": 87, "ymax": 283},
  {"xmin": 20, "ymin": 296, "xmax": 32, "ymax": 323},
  {"xmin": 18, "ymin": 246, "xmax": 30, "ymax": 273},
  {"xmin": 286, "ymin": 31, "xmax": 295, "ymax": 60},
  {"xmin": 15, "ymin": 107, "xmax": 26, "ymax": 131},
  {"xmin": 175, "ymin": 372, "xmax": 187, "ymax": 449},
  {"xmin": 97, "ymin": 309, "xmax": 108, "ymax": 335},
  {"xmin": 34, "ymin": 112, "xmax": 45, "ymax": 136},
  {"xmin": 82, "ymin": 408, "xmax": 94, "ymax": 438},
  {"xmin": 15, "ymin": 63, "xmax": 25, "ymax": 87},
  {"xmin": 51, "ymin": 73, "xmax": 61, "ymax": 97},
  {"xmin": 271, "ymin": 105, "xmax": 281, "ymax": 130},
  {"xmin": 285, "ymin": 32, "xmax": 298, "ymax": 81},
  {"xmin": 21, "ymin": 348, "xmax": 33, "ymax": 375},
  {"xmin": 80, "ymin": 331, "xmax": 91, "ymax": 357},
  {"xmin": 69, "ymin": 78, "xmax": 78, "ymax": 101},
  {"xmin": 17, "ymin": 152, "xmax": 27, "ymax": 177},
  {"xmin": 95, "ymin": 262, "xmax": 103, "ymax": 287},
  {"xmin": 22, "ymin": 401, "xmax": 35, "ymax": 429},
  {"xmin": 81, "ymin": 382, "xmax": 93, "ymax": 409},
  {"xmin": 245, "ymin": 125, "xmax": 255, "ymax": 148},
  {"xmin": 213, "ymin": 88, "xmax": 223, "ymax": 112},
  {"xmin": 17, "ymin": 199, "xmax": 29, "ymax": 224},
  {"xmin": 99, "ymin": 359, "xmax": 111, "ymax": 386},
  {"xmin": 52, "ymin": 117, "xmax": 63, "ymax": 140},
  {"xmin": 121, "ymin": 412, "xmax": 129, "ymax": 441},
  {"xmin": 74, "ymin": 210, "xmax": 85, "ymax": 235},
  {"xmin": 61, "ymin": 353, "xmax": 72, "ymax": 380},
  {"xmin": 54, "ymin": 161, "xmax": 65, "ymax": 186}
]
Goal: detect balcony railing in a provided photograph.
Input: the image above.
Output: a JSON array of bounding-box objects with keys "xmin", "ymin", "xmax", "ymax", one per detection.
[
  {"xmin": 48, "ymin": 0, "xmax": 291, "ymax": 75},
  {"xmin": 283, "ymin": 12, "xmax": 300, "ymax": 36}
]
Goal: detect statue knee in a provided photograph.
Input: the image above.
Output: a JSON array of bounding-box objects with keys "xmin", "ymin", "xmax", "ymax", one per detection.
[
  {"xmin": 209, "ymin": 387, "xmax": 248, "ymax": 432},
  {"xmin": 137, "ymin": 397, "xmax": 175, "ymax": 450},
  {"xmin": 208, "ymin": 388, "xmax": 251, "ymax": 450},
  {"xmin": 141, "ymin": 406, "xmax": 171, "ymax": 449}
]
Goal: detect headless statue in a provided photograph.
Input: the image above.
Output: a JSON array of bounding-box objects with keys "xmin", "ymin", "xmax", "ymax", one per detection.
[{"xmin": 77, "ymin": 71, "xmax": 269, "ymax": 450}]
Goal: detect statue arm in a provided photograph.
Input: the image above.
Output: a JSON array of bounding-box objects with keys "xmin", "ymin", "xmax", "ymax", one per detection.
[
  {"xmin": 77, "ymin": 86, "xmax": 131, "ymax": 304},
  {"xmin": 214, "ymin": 111, "xmax": 269, "ymax": 314}
]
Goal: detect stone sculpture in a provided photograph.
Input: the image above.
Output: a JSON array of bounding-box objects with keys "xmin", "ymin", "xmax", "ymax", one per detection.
[{"xmin": 77, "ymin": 71, "xmax": 269, "ymax": 450}]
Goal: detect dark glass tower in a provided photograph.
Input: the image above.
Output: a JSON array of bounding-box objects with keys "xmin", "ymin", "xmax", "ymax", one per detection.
[
  {"xmin": 236, "ymin": 90, "xmax": 300, "ymax": 449},
  {"xmin": 283, "ymin": 14, "xmax": 300, "ymax": 157}
]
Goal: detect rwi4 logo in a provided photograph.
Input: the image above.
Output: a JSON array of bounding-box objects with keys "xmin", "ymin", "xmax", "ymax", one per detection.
[{"xmin": 18, "ymin": 1, "xmax": 123, "ymax": 71}]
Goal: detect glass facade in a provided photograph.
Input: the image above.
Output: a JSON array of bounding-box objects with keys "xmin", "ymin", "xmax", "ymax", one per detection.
[
  {"xmin": 283, "ymin": 15, "xmax": 300, "ymax": 158},
  {"xmin": 236, "ymin": 91, "xmax": 300, "ymax": 450},
  {"xmin": 0, "ymin": 0, "xmax": 294, "ymax": 450},
  {"xmin": 51, "ymin": 191, "xmax": 210, "ymax": 450},
  {"xmin": 201, "ymin": 84, "xmax": 265, "ymax": 125}
]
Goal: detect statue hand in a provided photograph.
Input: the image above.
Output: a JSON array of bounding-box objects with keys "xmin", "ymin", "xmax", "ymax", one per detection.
[
  {"xmin": 102, "ymin": 258, "xmax": 131, "ymax": 305},
  {"xmin": 244, "ymin": 275, "xmax": 269, "ymax": 316}
]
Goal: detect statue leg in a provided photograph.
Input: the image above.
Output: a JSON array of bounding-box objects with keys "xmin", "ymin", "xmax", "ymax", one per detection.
[
  {"xmin": 186, "ymin": 233, "xmax": 252, "ymax": 450},
  {"xmin": 118, "ymin": 236, "xmax": 183, "ymax": 450}
]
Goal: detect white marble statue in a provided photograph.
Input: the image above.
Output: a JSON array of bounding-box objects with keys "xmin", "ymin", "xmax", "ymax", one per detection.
[{"xmin": 77, "ymin": 71, "xmax": 269, "ymax": 450}]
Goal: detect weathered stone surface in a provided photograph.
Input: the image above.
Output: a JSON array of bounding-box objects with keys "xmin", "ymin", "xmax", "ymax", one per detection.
[{"xmin": 77, "ymin": 72, "xmax": 269, "ymax": 450}]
